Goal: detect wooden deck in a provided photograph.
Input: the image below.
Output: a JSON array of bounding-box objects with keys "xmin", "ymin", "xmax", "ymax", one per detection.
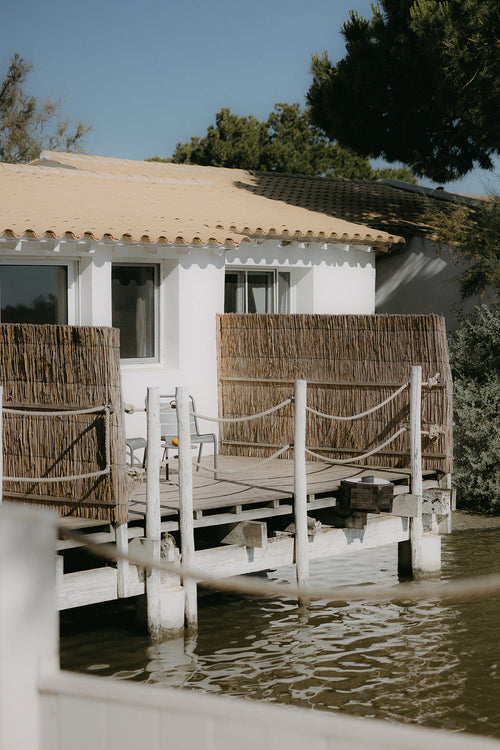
[
  {"xmin": 56, "ymin": 455, "xmax": 431, "ymax": 548},
  {"xmin": 126, "ymin": 455, "xmax": 421, "ymax": 532},
  {"xmin": 55, "ymin": 455, "xmax": 442, "ymax": 611}
]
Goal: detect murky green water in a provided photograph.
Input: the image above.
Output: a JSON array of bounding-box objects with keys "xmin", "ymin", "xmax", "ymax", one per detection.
[{"xmin": 60, "ymin": 527, "xmax": 500, "ymax": 740}]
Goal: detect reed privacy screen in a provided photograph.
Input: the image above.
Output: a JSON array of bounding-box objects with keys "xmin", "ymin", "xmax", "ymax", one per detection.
[
  {"xmin": 217, "ymin": 314, "xmax": 452, "ymax": 474},
  {"xmin": 1, "ymin": 325, "xmax": 127, "ymax": 522}
]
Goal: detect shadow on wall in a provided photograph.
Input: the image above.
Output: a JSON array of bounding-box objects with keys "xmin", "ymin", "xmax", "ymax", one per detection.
[{"xmin": 375, "ymin": 237, "xmax": 487, "ymax": 332}]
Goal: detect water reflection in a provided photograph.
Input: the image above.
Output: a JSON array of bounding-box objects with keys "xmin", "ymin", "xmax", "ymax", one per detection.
[{"xmin": 60, "ymin": 528, "xmax": 500, "ymax": 739}]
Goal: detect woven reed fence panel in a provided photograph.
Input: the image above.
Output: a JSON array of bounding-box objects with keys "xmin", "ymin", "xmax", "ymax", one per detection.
[
  {"xmin": 217, "ymin": 314, "xmax": 452, "ymax": 474},
  {"xmin": 1, "ymin": 325, "xmax": 128, "ymax": 522}
]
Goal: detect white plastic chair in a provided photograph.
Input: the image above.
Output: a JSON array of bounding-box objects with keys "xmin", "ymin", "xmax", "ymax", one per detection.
[{"xmin": 159, "ymin": 394, "xmax": 218, "ymax": 480}]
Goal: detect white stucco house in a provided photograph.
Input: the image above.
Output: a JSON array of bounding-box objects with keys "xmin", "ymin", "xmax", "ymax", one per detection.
[{"xmin": 0, "ymin": 151, "xmax": 402, "ymax": 439}]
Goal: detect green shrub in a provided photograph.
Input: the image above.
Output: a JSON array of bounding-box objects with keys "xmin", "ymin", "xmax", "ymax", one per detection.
[
  {"xmin": 449, "ymin": 304, "xmax": 500, "ymax": 382},
  {"xmin": 449, "ymin": 305, "xmax": 500, "ymax": 512},
  {"xmin": 452, "ymin": 379, "xmax": 500, "ymax": 512}
]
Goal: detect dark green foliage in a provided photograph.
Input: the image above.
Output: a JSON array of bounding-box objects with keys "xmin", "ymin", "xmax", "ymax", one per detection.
[
  {"xmin": 450, "ymin": 305, "xmax": 500, "ymax": 381},
  {"xmin": 150, "ymin": 103, "xmax": 417, "ymax": 182},
  {"xmin": 307, "ymin": 0, "xmax": 500, "ymax": 182},
  {"xmin": 165, "ymin": 108, "xmax": 265, "ymax": 171},
  {"xmin": 0, "ymin": 53, "xmax": 91, "ymax": 163},
  {"xmin": 449, "ymin": 306, "xmax": 500, "ymax": 512}
]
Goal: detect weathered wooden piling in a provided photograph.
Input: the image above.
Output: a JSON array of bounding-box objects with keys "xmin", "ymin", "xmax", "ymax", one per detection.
[
  {"xmin": 145, "ymin": 386, "xmax": 162, "ymax": 638},
  {"xmin": 114, "ymin": 521, "xmax": 129, "ymax": 598},
  {"xmin": 398, "ymin": 366, "xmax": 441, "ymax": 577},
  {"xmin": 410, "ymin": 365, "xmax": 424, "ymax": 574},
  {"xmin": 177, "ymin": 386, "xmax": 198, "ymax": 628},
  {"xmin": 294, "ymin": 379, "xmax": 309, "ymax": 600}
]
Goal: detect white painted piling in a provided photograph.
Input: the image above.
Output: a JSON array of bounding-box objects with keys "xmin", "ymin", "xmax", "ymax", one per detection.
[
  {"xmin": 176, "ymin": 386, "xmax": 198, "ymax": 628},
  {"xmin": 114, "ymin": 522, "xmax": 129, "ymax": 598},
  {"xmin": 409, "ymin": 366, "xmax": 424, "ymax": 575},
  {"xmin": 145, "ymin": 386, "xmax": 162, "ymax": 638},
  {"xmin": 294, "ymin": 379, "xmax": 309, "ymax": 600}
]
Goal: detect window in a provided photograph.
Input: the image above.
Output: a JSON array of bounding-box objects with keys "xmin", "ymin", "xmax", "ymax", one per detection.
[
  {"xmin": 0, "ymin": 264, "xmax": 68, "ymax": 324},
  {"xmin": 112, "ymin": 264, "xmax": 158, "ymax": 360},
  {"xmin": 224, "ymin": 269, "xmax": 290, "ymax": 313}
]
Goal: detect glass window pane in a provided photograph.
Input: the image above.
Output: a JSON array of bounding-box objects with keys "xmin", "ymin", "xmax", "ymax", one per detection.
[
  {"xmin": 224, "ymin": 272, "xmax": 245, "ymax": 313},
  {"xmin": 112, "ymin": 265, "xmax": 156, "ymax": 359},
  {"xmin": 0, "ymin": 265, "xmax": 68, "ymax": 324},
  {"xmin": 247, "ymin": 272, "xmax": 273, "ymax": 313}
]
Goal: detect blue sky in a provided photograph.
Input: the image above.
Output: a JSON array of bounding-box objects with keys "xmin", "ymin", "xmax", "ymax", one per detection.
[{"xmin": 3, "ymin": 0, "xmax": 499, "ymax": 196}]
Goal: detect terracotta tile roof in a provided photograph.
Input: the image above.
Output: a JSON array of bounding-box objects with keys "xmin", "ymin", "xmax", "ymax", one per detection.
[{"xmin": 0, "ymin": 152, "xmax": 404, "ymax": 248}]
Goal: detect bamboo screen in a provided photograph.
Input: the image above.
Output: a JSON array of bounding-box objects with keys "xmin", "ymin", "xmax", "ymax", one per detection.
[
  {"xmin": 1, "ymin": 325, "xmax": 128, "ymax": 522},
  {"xmin": 217, "ymin": 314, "xmax": 453, "ymax": 474}
]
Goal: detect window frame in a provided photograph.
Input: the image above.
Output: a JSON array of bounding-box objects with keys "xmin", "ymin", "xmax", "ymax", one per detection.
[
  {"xmin": 224, "ymin": 268, "xmax": 291, "ymax": 314},
  {"xmin": 111, "ymin": 262, "xmax": 160, "ymax": 364},
  {"xmin": 0, "ymin": 259, "xmax": 77, "ymax": 325}
]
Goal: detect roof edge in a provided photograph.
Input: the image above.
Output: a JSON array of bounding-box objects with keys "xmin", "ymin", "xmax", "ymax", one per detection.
[{"xmin": 378, "ymin": 178, "xmax": 487, "ymax": 207}]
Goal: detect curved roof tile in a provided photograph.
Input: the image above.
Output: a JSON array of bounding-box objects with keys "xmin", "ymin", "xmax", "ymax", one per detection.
[{"xmin": 0, "ymin": 152, "xmax": 406, "ymax": 248}]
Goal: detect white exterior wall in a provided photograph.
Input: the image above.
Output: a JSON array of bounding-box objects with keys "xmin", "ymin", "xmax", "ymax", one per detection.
[
  {"xmin": 225, "ymin": 241, "xmax": 376, "ymax": 314},
  {"xmin": 0, "ymin": 236, "xmax": 377, "ymax": 441},
  {"xmin": 116, "ymin": 246, "xmax": 225, "ymax": 441},
  {"xmin": 308, "ymin": 244, "xmax": 375, "ymax": 314},
  {"xmin": 79, "ymin": 253, "xmax": 112, "ymax": 326},
  {"xmin": 375, "ymin": 235, "xmax": 491, "ymax": 332}
]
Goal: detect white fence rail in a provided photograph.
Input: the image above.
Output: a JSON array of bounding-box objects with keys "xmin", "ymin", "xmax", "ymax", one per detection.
[
  {"xmin": 2, "ymin": 503, "xmax": 499, "ymax": 750},
  {"xmin": 39, "ymin": 668, "xmax": 500, "ymax": 750}
]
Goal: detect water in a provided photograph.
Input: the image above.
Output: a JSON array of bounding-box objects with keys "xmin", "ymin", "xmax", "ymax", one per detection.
[{"xmin": 60, "ymin": 527, "xmax": 500, "ymax": 740}]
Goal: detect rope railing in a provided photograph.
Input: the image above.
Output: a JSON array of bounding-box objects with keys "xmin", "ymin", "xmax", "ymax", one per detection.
[
  {"xmin": 3, "ymin": 404, "xmax": 111, "ymax": 483},
  {"xmin": 183, "ymin": 382, "xmax": 413, "ymax": 474},
  {"xmin": 58, "ymin": 524, "xmax": 500, "ymax": 606},
  {"xmin": 305, "ymin": 426, "xmax": 408, "ymax": 465},
  {"xmin": 126, "ymin": 374, "xmax": 435, "ymax": 472},
  {"xmin": 128, "ymin": 375, "xmax": 434, "ymax": 484},
  {"xmin": 190, "ymin": 397, "xmax": 292, "ymax": 424},
  {"xmin": 3, "ymin": 404, "xmax": 111, "ymax": 417},
  {"xmin": 186, "ymin": 378, "xmax": 431, "ymax": 471},
  {"xmin": 305, "ymin": 381, "xmax": 409, "ymax": 422},
  {"xmin": 132, "ymin": 378, "xmax": 419, "ymax": 485}
]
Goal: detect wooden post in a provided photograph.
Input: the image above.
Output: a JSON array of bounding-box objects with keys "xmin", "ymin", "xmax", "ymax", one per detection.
[
  {"xmin": 410, "ymin": 366, "xmax": 423, "ymax": 575},
  {"xmin": 145, "ymin": 386, "xmax": 162, "ymax": 638},
  {"xmin": 294, "ymin": 379, "xmax": 309, "ymax": 601},
  {"xmin": 176, "ymin": 386, "xmax": 198, "ymax": 628},
  {"xmin": 114, "ymin": 522, "xmax": 129, "ymax": 598}
]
